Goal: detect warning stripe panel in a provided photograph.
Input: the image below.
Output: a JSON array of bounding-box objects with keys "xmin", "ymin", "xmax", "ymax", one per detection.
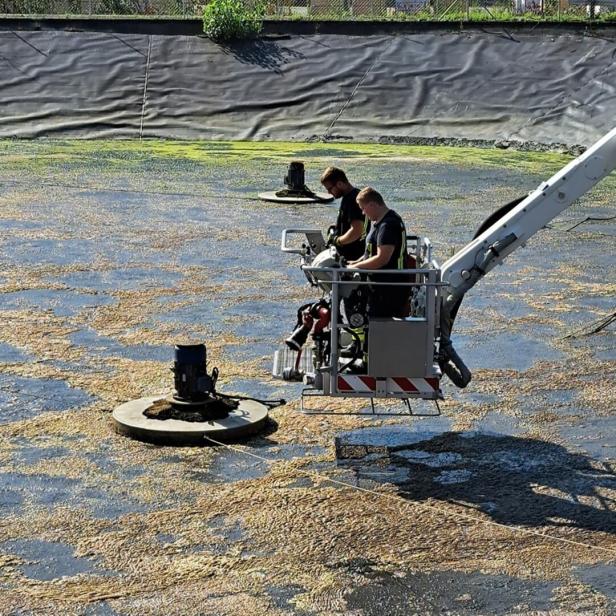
[
  {"xmin": 391, "ymin": 377, "xmax": 418, "ymax": 392},
  {"xmin": 388, "ymin": 377, "xmax": 440, "ymax": 394},
  {"xmin": 338, "ymin": 375, "xmax": 439, "ymax": 394},
  {"xmin": 360, "ymin": 376, "xmax": 376, "ymax": 390},
  {"xmin": 337, "ymin": 375, "xmax": 375, "ymax": 392},
  {"xmin": 425, "ymin": 377, "xmax": 440, "ymax": 390}
]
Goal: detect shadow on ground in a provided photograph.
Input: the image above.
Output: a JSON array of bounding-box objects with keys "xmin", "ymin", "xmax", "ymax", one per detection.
[
  {"xmin": 221, "ymin": 39, "xmax": 306, "ymax": 73},
  {"xmin": 336, "ymin": 430, "xmax": 616, "ymax": 534},
  {"xmin": 342, "ymin": 562, "xmax": 558, "ymax": 616}
]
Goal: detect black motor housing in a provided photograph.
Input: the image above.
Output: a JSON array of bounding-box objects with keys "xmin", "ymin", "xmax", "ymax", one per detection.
[
  {"xmin": 172, "ymin": 344, "xmax": 215, "ymax": 402},
  {"xmin": 284, "ymin": 161, "xmax": 306, "ymax": 192}
]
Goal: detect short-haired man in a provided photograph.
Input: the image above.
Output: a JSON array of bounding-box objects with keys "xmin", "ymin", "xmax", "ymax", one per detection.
[
  {"xmin": 348, "ymin": 187, "xmax": 408, "ymax": 318},
  {"xmin": 320, "ymin": 167, "xmax": 367, "ymax": 262}
]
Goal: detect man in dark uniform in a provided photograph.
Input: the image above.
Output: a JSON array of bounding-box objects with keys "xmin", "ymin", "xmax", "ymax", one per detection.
[
  {"xmin": 320, "ymin": 167, "xmax": 367, "ymax": 261},
  {"xmin": 348, "ymin": 187, "xmax": 409, "ymax": 319}
]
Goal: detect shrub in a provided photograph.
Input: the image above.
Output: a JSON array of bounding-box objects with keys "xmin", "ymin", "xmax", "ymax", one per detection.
[{"xmin": 203, "ymin": 0, "xmax": 264, "ymax": 41}]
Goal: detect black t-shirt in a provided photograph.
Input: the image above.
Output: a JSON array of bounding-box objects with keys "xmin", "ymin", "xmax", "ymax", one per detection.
[
  {"xmin": 365, "ymin": 209, "xmax": 406, "ymax": 282},
  {"xmin": 335, "ymin": 187, "xmax": 366, "ymax": 261}
]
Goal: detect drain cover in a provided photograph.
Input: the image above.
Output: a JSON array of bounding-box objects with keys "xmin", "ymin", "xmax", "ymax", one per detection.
[{"xmin": 258, "ymin": 191, "xmax": 333, "ymax": 204}]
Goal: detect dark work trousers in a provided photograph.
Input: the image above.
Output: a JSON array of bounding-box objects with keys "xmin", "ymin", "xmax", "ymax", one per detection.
[{"xmin": 367, "ymin": 285, "xmax": 409, "ymax": 319}]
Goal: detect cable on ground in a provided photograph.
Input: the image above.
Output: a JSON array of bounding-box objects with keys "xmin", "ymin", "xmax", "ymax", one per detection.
[{"xmin": 564, "ymin": 309, "xmax": 616, "ymax": 339}]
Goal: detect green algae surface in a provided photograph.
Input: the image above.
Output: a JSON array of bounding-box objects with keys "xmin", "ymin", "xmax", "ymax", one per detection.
[{"xmin": 0, "ymin": 139, "xmax": 579, "ymax": 175}]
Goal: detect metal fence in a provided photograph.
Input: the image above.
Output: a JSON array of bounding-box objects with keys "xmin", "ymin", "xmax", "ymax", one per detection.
[{"xmin": 1, "ymin": 0, "xmax": 614, "ymax": 19}]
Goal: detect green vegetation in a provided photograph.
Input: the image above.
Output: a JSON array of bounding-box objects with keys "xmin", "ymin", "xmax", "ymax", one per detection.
[
  {"xmin": 2, "ymin": 0, "xmax": 616, "ymax": 21},
  {"xmin": 300, "ymin": 9, "xmax": 615, "ymax": 23},
  {"xmin": 0, "ymin": 139, "xmax": 576, "ymax": 174},
  {"xmin": 2, "ymin": 139, "xmax": 615, "ymax": 209},
  {"xmin": 0, "ymin": 0, "xmax": 188, "ymax": 14},
  {"xmin": 202, "ymin": 0, "xmax": 264, "ymax": 41}
]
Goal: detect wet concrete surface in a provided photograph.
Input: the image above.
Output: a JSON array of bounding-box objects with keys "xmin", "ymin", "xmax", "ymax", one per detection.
[{"xmin": 0, "ymin": 142, "xmax": 613, "ymax": 614}]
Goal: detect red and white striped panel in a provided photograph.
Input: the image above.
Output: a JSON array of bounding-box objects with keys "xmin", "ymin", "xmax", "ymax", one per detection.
[
  {"xmin": 337, "ymin": 375, "xmax": 376, "ymax": 393},
  {"xmin": 336, "ymin": 375, "xmax": 440, "ymax": 395},
  {"xmin": 387, "ymin": 377, "xmax": 440, "ymax": 395}
]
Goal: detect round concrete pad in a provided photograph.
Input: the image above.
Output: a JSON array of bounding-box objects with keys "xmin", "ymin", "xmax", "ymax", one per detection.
[
  {"xmin": 258, "ymin": 191, "xmax": 333, "ymax": 204},
  {"xmin": 113, "ymin": 396, "xmax": 269, "ymax": 445}
]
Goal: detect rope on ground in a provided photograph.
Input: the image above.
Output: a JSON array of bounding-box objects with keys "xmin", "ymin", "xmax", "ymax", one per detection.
[
  {"xmin": 217, "ymin": 391, "xmax": 286, "ymax": 409},
  {"xmin": 203, "ymin": 434, "xmax": 616, "ymax": 557},
  {"xmin": 547, "ymin": 215, "xmax": 616, "ymax": 233},
  {"xmin": 564, "ymin": 309, "xmax": 616, "ymax": 339},
  {"xmin": 565, "ymin": 215, "xmax": 616, "ymax": 232}
]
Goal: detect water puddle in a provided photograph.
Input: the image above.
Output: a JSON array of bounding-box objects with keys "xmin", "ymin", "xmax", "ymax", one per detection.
[
  {"xmin": 1, "ymin": 219, "xmax": 41, "ymax": 231},
  {"xmin": 573, "ymin": 563, "xmax": 616, "ymax": 605},
  {"xmin": 49, "ymin": 267, "xmax": 184, "ymax": 292},
  {"xmin": 0, "ymin": 288, "xmax": 113, "ymax": 318},
  {"xmin": 11, "ymin": 443, "xmax": 70, "ymax": 466},
  {"xmin": 0, "ymin": 538, "xmax": 106, "ymax": 581},
  {"xmin": 454, "ymin": 328, "xmax": 563, "ymax": 372},
  {"xmin": 0, "ymin": 373, "xmax": 95, "ymax": 423},
  {"xmin": 0, "ymin": 342, "xmax": 31, "ymax": 363},
  {"xmin": 82, "ymin": 450, "xmax": 146, "ymax": 481},
  {"xmin": 2, "ymin": 238, "xmax": 99, "ymax": 267},
  {"xmin": 70, "ymin": 327, "xmax": 172, "ymax": 362},
  {"xmin": 471, "ymin": 412, "xmax": 521, "ymax": 435},
  {"xmin": 556, "ymin": 416, "xmax": 616, "ymax": 461},
  {"xmin": 190, "ymin": 443, "xmax": 324, "ymax": 484},
  {"xmin": 0, "ymin": 471, "xmax": 149, "ymax": 518}
]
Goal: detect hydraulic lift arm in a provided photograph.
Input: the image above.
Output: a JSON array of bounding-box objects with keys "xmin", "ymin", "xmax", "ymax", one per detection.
[{"xmin": 439, "ymin": 127, "xmax": 616, "ymax": 388}]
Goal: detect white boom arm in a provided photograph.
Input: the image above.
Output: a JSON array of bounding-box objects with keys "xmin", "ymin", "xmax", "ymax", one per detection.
[
  {"xmin": 441, "ymin": 127, "xmax": 616, "ymax": 298},
  {"xmin": 437, "ymin": 127, "xmax": 616, "ymax": 389}
]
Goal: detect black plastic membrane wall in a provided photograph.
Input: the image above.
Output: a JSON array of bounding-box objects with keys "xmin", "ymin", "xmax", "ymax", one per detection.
[{"xmin": 0, "ymin": 23, "xmax": 614, "ymax": 145}]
